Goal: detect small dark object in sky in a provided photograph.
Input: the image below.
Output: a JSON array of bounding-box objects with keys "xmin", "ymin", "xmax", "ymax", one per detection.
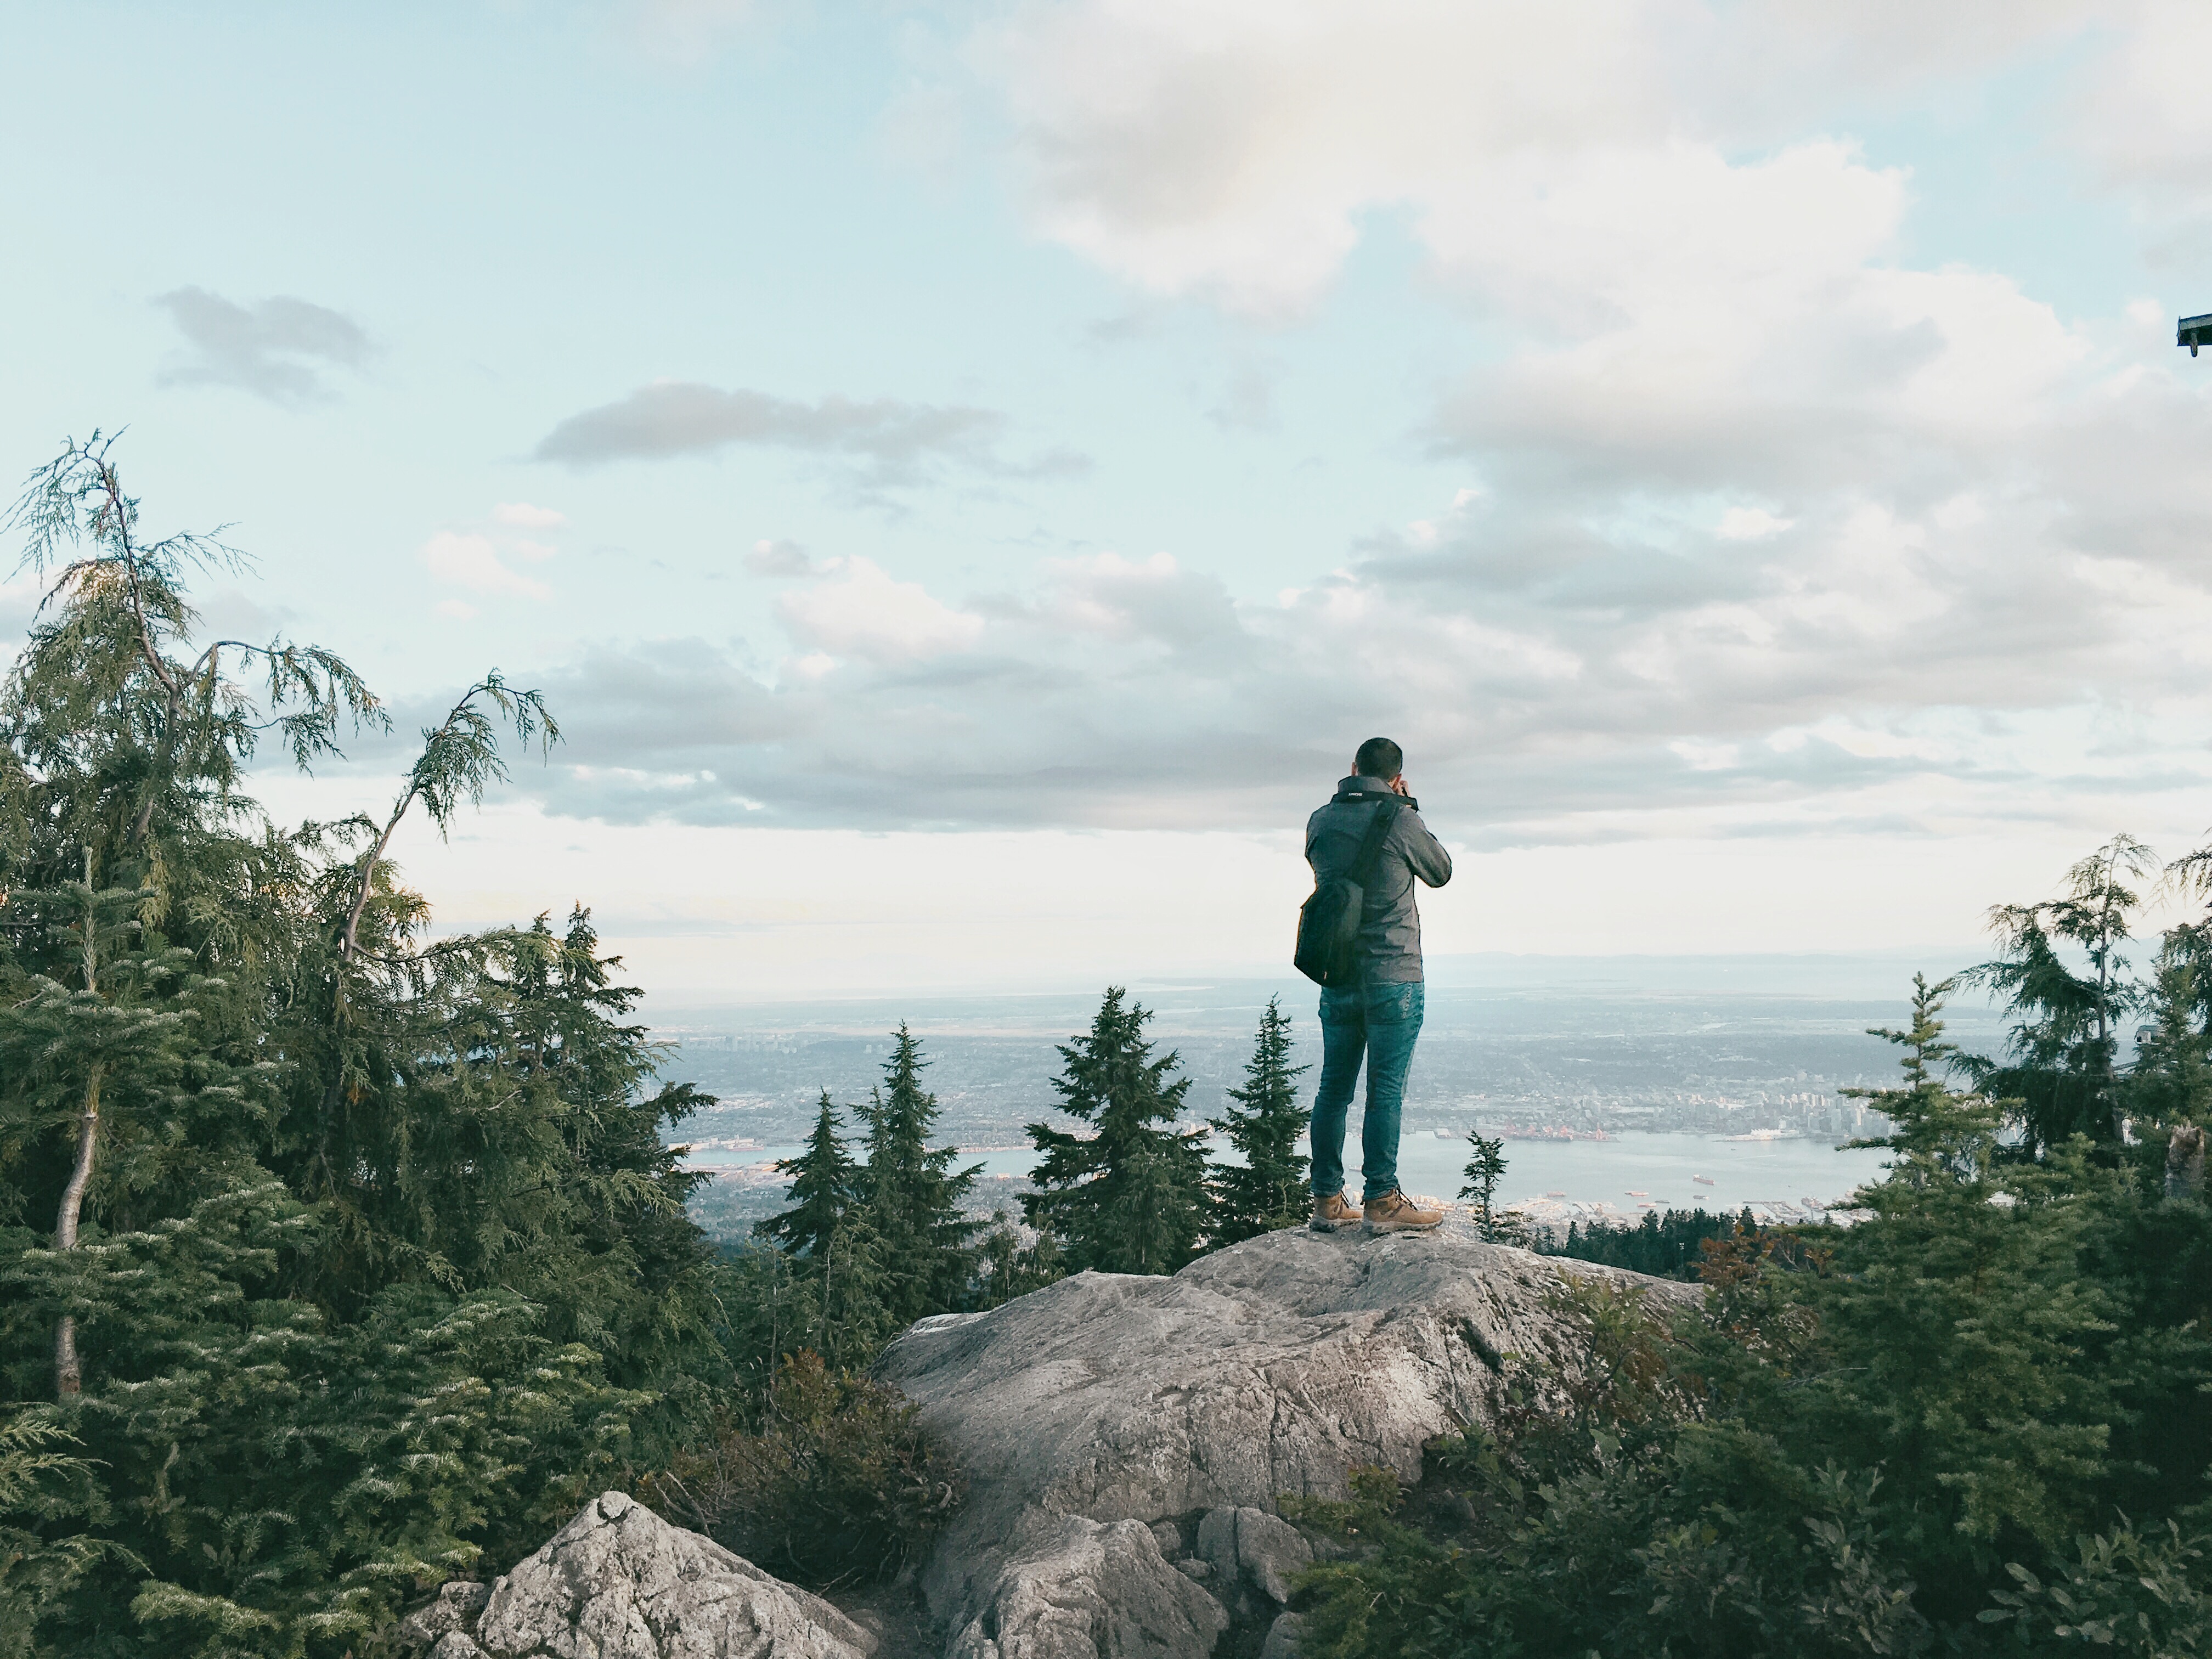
[{"xmin": 2181, "ymin": 312, "xmax": 2212, "ymax": 357}]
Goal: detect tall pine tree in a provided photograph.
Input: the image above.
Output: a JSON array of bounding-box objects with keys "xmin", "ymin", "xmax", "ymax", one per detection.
[
  {"xmin": 1024, "ymin": 988, "xmax": 1210, "ymax": 1274},
  {"xmin": 2126, "ymin": 945, "xmax": 2212, "ymax": 1143},
  {"xmin": 855, "ymin": 1026, "xmax": 980, "ymax": 1326},
  {"xmin": 1460, "ymin": 1132, "xmax": 1508, "ymax": 1238},
  {"xmin": 1206, "ymin": 996, "xmax": 1311, "ymax": 1247},
  {"xmin": 757, "ymin": 1091, "xmax": 861, "ymax": 1260},
  {"xmin": 753, "ymin": 1091, "xmax": 894, "ymax": 1371},
  {"xmin": 1962, "ymin": 835, "xmax": 2157, "ymax": 1151}
]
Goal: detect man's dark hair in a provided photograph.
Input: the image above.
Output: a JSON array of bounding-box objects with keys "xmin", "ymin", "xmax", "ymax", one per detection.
[{"xmin": 1355, "ymin": 737, "xmax": 1403, "ymax": 780}]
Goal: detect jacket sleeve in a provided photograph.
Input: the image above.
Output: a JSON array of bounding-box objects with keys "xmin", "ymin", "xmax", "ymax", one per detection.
[{"xmin": 1398, "ymin": 810, "xmax": 1453, "ymax": 888}]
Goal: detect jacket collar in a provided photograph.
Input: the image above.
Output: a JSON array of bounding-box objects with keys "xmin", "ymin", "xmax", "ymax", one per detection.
[{"xmin": 1334, "ymin": 774, "xmax": 1417, "ymax": 809}]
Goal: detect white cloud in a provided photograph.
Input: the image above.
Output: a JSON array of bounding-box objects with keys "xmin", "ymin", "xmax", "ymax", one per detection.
[
  {"xmin": 968, "ymin": 0, "xmax": 2115, "ymax": 315},
  {"xmin": 1717, "ymin": 507, "xmax": 1793, "ymax": 541},
  {"xmin": 509, "ymin": 385, "xmax": 2212, "ymax": 846},
  {"xmin": 2075, "ymin": 1, "xmax": 2212, "ymax": 201},
  {"xmin": 745, "ymin": 538, "xmax": 816, "ymax": 577},
  {"xmin": 973, "ymin": 0, "xmax": 1672, "ymax": 317},
  {"xmin": 419, "ymin": 506, "xmax": 568, "ymax": 603},
  {"xmin": 776, "ymin": 557, "xmax": 984, "ymax": 663},
  {"xmin": 419, "ymin": 530, "xmax": 552, "ymax": 601},
  {"xmin": 361, "ymin": 1, "xmax": 2212, "ymax": 873},
  {"xmin": 956, "ymin": 0, "xmax": 2134, "ymax": 528}
]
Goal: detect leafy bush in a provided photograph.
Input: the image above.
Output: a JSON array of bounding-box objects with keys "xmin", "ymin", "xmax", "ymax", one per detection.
[
  {"xmin": 1979, "ymin": 1523, "xmax": 2212, "ymax": 1654},
  {"xmin": 647, "ymin": 1352, "xmax": 961, "ymax": 1588}
]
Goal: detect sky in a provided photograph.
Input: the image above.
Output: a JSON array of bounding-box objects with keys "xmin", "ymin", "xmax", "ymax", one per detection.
[{"xmin": 6, "ymin": 1, "xmax": 2212, "ymax": 997}]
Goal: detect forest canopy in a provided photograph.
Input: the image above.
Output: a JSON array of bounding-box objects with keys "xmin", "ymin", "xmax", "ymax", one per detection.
[{"xmin": 0, "ymin": 436, "xmax": 747, "ymax": 1656}]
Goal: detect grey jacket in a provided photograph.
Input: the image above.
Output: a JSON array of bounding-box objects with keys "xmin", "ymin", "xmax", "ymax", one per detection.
[{"xmin": 1304, "ymin": 775, "xmax": 1453, "ymax": 984}]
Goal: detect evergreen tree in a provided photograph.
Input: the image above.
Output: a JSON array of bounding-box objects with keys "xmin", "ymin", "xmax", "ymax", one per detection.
[
  {"xmin": 972, "ymin": 1210, "xmax": 1065, "ymax": 1310},
  {"xmin": 1459, "ymin": 1133, "xmax": 1508, "ymax": 1239},
  {"xmin": 751, "ymin": 1092, "xmax": 895, "ymax": 1373},
  {"xmin": 1843, "ymin": 973, "xmax": 1988, "ymax": 1170},
  {"xmin": 0, "ymin": 435, "xmax": 737, "ymax": 1655},
  {"xmin": 1023, "ymin": 987, "xmax": 1210, "ymax": 1275},
  {"xmin": 1542, "ymin": 1205, "xmax": 1741, "ymax": 1278},
  {"xmin": 1291, "ymin": 982, "xmax": 2212, "ymax": 1655},
  {"xmin": 757, "ymin": 1092, "xmax": 862, "ymax": 1260},
  {"xmin": 0, "ymin": 1408, "xmax": 107, "ymax": 1656},
  {"xmin": 855, "ymin": 1026, "xmax": 980, "ymax": 1326},
  {"xmin": 715, "ymin": 1247, "xmax": 824, "ymax": 1410},
  {"xmin": 2127, "ymin": 943, "xmax": 2212, "ymax": 1132},
  {"xmin": 1962, "ymin": 836, "xmax": 2157, "ymax": 1151},
  {"xmin": 812, "ymin": 1203, "xmax": 897, "ymax": 1374},
  {"xmin": 2127, "ymin": 842, "xmax": 2212, "ymax": 1142},
  {"xmin": 0, "ymin": 861, "xmax": 219, "ymax": 1398},
  {"xmin": 1206, "ymin": 996, "xmax": 1311, "ymax": 1246}
]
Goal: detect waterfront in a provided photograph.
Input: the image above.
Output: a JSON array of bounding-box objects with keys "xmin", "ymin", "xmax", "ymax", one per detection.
[{"xmin": 685, "ymin": 1127, "xmax": 1894, "ymax": 1221}]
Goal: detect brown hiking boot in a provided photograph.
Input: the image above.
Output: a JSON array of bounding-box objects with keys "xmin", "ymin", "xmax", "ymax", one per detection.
[
  {"xmin": 1309, "ymin": 1191, "xmax": 1361, "ymax": 1233},
  {"xmin": 1363, "ymin": 1189, "xmax": 1443, "ymax": 1233}
]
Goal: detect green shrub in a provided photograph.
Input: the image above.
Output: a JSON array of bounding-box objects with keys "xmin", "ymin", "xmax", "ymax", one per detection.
[{"xmin": 647, "ymin": 1353, "xmax": 960, "ymax": 1588}]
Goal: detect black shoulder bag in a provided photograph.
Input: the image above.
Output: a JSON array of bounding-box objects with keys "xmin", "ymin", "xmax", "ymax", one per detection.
[{"xmin": 1294, "ymin": 797, "xmax": 1402, "ymax": 987}]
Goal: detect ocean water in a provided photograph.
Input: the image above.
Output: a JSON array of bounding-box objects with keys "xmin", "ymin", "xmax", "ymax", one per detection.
[
  {"xmin": 1384, "ymin": 1130, "xmax": 1891, "ymax": 1212},
  {"xmin": 684, "ymin": 1128, "xmax": 1893, "ymax": 1217}
]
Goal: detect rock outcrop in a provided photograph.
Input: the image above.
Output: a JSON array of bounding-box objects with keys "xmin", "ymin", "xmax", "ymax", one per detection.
[
  {"xmin": 944, "ymin": 1513, "xmax": 1226, "ymax": 1659},
  {"xmin": 878, "ymin": 1217, "xmax": 1686, "ymax": 1658},
  {"xmin": 411, "ymin": 1224, "xmax": 1684, "ymax": 1659},
  {"xmin": 400, "ymin": 1489, "xmax": 877, "ymax": 1659}
]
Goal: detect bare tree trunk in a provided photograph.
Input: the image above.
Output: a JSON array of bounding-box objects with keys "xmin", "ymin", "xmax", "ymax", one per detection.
[
  {"xmin": 339, "ymin": 798, "xmax": 410, "ymax": 963},
  {"xmin": 54, "ymin": 1064, "xmax": 101, "ymax": 1397}
]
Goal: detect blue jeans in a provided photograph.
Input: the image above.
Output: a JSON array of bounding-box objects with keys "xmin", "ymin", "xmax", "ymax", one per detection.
[{"xmin": 1310, "ymin": 979, "xmax": 1425, "ymax": 1203}]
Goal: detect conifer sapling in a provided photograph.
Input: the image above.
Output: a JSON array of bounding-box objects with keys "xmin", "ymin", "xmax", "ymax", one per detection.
[
  {"xmin": 1024, "ymin": 988, "xmax": 1210, "ymax": 1275},
  {"xmin": 1206, "ymin": 996, "xmax": 1311, "ymax": 1246}
]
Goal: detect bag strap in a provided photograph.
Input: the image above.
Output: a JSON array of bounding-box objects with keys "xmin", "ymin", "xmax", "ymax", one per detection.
[{"xmin": 1345, "ymin": 799, "xmax": 1402, "ymax": 887}]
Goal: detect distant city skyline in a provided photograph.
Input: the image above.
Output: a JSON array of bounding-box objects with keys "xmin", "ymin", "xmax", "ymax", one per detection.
[
  {"xmin": 8, "ymin": 4, "xmax": 2212, "ymax": 994},
  {"xmin": 650, "ymin": 975, "xmax": 1971, "ymax": 1145}
]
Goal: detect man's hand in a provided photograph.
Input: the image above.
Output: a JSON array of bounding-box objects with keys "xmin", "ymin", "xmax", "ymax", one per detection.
[{"xmin": 1389, "ymin": 775, "xmax": 1411, "ymax": 797}]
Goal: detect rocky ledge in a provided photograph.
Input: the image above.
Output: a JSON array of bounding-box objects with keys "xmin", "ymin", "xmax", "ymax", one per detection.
[
  {"xmin": 877, "ymin": 1216, "xmax": 1687, "ymax": 1659},
  {"xmin": 399, "ymin": 1221, "xmax": 1681, "ymax": 1659}
]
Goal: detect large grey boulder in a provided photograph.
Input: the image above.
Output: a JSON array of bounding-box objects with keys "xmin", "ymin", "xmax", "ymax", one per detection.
[
  {"xmin": 945, "ymin": 1512, "xmax": 1226, "ymax": 1659},
  {"xmin": 402, "ymin": 1490, "xmax": 877, "ymax": 1659},
  {"xmin": 1260, "ymin": 1611, "xmax": 1305, "ymax": 1659},
  {"xmin": 1197, "ymin": 1505, "xmax": 1312, "ymax": 1607},
  {"xmin": 879, "ymin": 1217, "xmax": 1685, "ymax": 1657}
]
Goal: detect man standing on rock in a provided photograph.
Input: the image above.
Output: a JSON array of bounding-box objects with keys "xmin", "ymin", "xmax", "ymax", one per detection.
[{"xmin": 1306, "ymin": 738, "xmax": 1452, "ymax": 1235}]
